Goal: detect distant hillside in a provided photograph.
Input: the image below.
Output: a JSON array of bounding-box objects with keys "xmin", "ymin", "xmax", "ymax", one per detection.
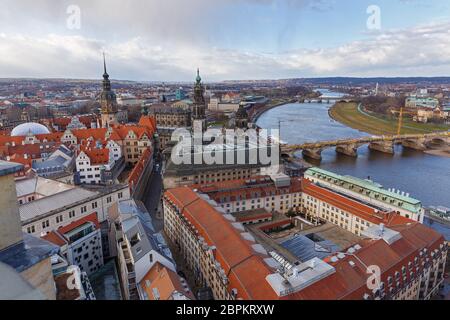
[{"xmin": 287, "ymin": 77, "xmax": 450, "ymax": 86}]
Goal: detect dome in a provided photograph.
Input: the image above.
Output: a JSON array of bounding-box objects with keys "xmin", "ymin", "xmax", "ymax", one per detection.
[{"xmin": 11, "ymin": 122, "xmax": 51, "ymax": 137}]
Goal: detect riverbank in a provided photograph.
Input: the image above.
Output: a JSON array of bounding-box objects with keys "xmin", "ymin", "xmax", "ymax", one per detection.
[
  {"xmin": 329, "ymin": 102, "xmax": 450, "ymax": 135},
  {"xmin": 251, "ymin": 98, "xmax": 296, "ymax": 122},
  {"xmin": 256, "ymin": 96, "xmax": 450, "ymax": 208}
]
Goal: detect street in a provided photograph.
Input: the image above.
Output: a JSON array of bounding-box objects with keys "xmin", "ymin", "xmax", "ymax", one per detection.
[{"xmin": 141, "ymin": 164, "xmax": 164, "ymax": 232}]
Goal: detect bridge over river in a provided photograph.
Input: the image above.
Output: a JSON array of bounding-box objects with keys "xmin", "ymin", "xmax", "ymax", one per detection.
[{"xmin": 281, "ymin": 132, "xmax": 450, "ymax": 160}]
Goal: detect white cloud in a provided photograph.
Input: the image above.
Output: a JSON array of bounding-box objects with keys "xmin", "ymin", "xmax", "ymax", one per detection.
[{"xmin": 0, "ymin": 2, "xmax": 450, "ymax": 80}]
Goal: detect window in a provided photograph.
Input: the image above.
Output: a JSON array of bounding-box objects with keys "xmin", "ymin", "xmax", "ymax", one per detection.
[
  {"xmin": 92, "ymin": 202, "xmax": 98, "ymax": 209},
  {"xmin": 42, "ymin": 220, "xmax": 50, "ymax": 229},
  {"xmin": 81, "ymin": 206, "xmax": 87, "ymax": 213},
  {"xmin": 56, "ymin": 215, "xmax": 63, "ymax": 223},
  {"xmin": 69, "ymin": 210, "xmax": 75, "ymax": 218},
  {"xmin": 27, "ymin": 225, "xmax": 35, "ymax": 234}
]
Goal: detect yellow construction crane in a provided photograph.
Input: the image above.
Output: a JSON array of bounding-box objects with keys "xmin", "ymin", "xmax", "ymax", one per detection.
[
  {"xmin": 392, "ymin": 107, "xmax": 415, "ymax": 135},
  {"xmin": 397, "ymin": 107, "xmax": 404, "ymax": 135}
]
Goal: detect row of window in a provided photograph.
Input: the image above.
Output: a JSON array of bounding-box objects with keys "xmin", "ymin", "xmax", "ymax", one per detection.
[{"xmin": 25, "ymin": 192, "xmax": 123, "ymax": 234}]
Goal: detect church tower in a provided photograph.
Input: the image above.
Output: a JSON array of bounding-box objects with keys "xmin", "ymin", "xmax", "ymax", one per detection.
[
  {"xmin": 100, "ymin": 53, "xmax": 119, "ymax": 128},
  {"xmin": 235, "ymin": 103, "xmax": 249, "ymax": 129},
  {"xmin": 191, "ymin": 69, "xmax": 207, "ymax": 131}
]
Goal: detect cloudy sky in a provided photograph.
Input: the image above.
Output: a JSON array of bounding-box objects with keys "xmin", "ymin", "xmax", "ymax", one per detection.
[{"xmin": 0, "ymin": 0, "xmax": 450, "ymax": 81}]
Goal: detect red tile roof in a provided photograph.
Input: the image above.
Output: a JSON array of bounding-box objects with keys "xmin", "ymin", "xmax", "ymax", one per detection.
[
  {"xmin": 164, "ymin": 183, "xmax": 446, "ymax": 300},
  {"xmin": 191, "ymin": 176, "xmax": 302, "ymax": 203},
  {"xmin": 293, "ymin": 222, "xmax": 445, "ymax": 300},
  {"xmin": 72, "ymin": 128, "xmax": 107, "ymax": 141},
  {"xmin": 302, "ymin": 178, "xmax": 408, "ymax": 225},
  {"xmin": 138, "ymin": 115, "xmax": 157, "ymax": 133},
  {"xmin": 128, "ymin": 147, "xmax": 152, "ymax": 192},
  {"xmin": 42, "ymin": 231, "xmax": 68, "ymax": 247},
  {"xmin": 81, "ymin": 148, "xmax": 110, "ymax": 165},
  {"xmin": 58, "ymin": 212, "xmax": 100, "ymax": 235},
  {"xmin": 139, "ymin": 262, "xmax": 195, "ymax": 300},
  {"xmin": 164, "ymin": 187, "xmax": 279, "ymax": 300}
]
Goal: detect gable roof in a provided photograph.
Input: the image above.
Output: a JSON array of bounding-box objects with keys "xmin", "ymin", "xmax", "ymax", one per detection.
[{"xmin": 139, "ymin": 262, "xmax": 195, "ymax": 300}]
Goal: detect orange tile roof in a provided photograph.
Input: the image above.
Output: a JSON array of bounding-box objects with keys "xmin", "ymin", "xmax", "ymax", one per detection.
[
  {"xmin": 165, "ymin": 182, "xmax": 446, "ymax": 300},
  {"xmin": 82, "ymin": 148, "xmax": 110, "ymax": 165},
  {"xmin": 58, "ymin": 212, "xmax": 100, "ymax": 235},
  {"xmin": 53, "ymin": 116, "xmax": 96, "ymax": 129},
  {"xmin": 302, "ymin": 178, "xmax": 403, "ymax": 225},
  {"xmin": 164, "ymin": 187, "xmax": 279, "ymax": 300},
  {"xmin": 192, "ymin": 176, "xmax": 302, "ymax": 203},
  {"xmin": 110, "ymin": 124, "xmax": 153, "ymax": 141},
  {"xmin": 72, "ymin": 128, "xmax": 107, "ymax": 141},
  {"xmin": 128, "ymin": 148, "xmax": 152, "ymax": 192},
  {"xmin": 139, "ymin": 262, "xmax": 195, "ymax": 300},
  {"xmin": 0, "ymin": 135, "xmax": 25, "ymax": 146},
  {"xmin": 42, "ymin": 231, "xmax": 68, "ymax": 247},
  {"xmin": 292, "ymin": 222, "xmax": 445, "ymax": 300},
  {"xmin": 138, "ymin": 115, "xmax": 157, "ymax": 133},
  {"xmin": 35, "ymin": 132, "xmax": 64, "ymax": 142}
]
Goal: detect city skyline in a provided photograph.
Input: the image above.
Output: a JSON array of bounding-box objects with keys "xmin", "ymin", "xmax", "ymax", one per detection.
[{"xmin": 1, "ymin": 0, "xmax": 450, "ymax": 81}]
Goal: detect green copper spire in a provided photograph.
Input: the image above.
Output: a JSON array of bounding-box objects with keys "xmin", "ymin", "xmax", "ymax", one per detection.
[
  {"xmin": 196, "ymin": 68, "xmax": 201, "ymax": 84},
  {"xmin": 141, "ymin": 104, "xmax": 148, "ymax": 116}
]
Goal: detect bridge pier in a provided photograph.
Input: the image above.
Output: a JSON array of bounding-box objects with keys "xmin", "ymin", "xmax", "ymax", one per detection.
[
  {"xmin": 402, "ymin": 138, "xmax": 427, "ymax": 151},
  {"xmin": 369, "ymin": 141, "xmax": 394, "ymax": 154},
  {"xmin": 336, "ymin": 144, "xmax": 360, "ymax": 157},
  {"xmin": 302, "ymin": 148, "xmax": 323, "ymax": 160}
]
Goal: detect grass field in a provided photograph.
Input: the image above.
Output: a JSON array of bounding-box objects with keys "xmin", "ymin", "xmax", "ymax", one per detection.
[{"xmin": 329, "ymin": 102, "xmax": 450, "ymax": 135}]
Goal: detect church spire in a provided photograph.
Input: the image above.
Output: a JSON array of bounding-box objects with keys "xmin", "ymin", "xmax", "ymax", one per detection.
[
  {"xmin": 103, "ymin": 52, "xmax": 109, "ymax": 79},
  {"xmin": 196, "ymin": 68, "xmax": 201, "ymax": 84},
  {"xmin": 100, "ymin": 52, "xmax": 118, "ymax": 128}
]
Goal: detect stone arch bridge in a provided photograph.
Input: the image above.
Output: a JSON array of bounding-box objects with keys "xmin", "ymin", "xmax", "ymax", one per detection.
[{"xmin": 281, "ymin": 132, "xmax": 450, "ymax": 160}]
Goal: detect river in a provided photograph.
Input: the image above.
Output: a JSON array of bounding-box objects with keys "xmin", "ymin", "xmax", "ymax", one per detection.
[{"xmin": 256, "ymin": 90, "xmax": 450, "ymax": 210}]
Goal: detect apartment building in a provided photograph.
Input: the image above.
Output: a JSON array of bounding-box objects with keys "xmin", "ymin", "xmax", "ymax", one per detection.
[
  {"xmin": 163, "ymin": 185, "xmax": 447, "ymax": 300},
  {"xmin": 301, "ymin": 179, "xmax": 411, "ymax": 236},
  {"xmin": 164, "ymin": 187, "xmax": 278, "ymax": 300},
  {"xmin": 191, "ymin": 174, "xmax": 302, "ymax": 215},
  {"xmin": 42, "ymin": 213, "xmax": 104, "ymax": 276},
  {"xmin": 163, "ymin": 161, "xmax": 266, "ymax": 189},
  {"xmin": 304, "ymin": 168, "xmax": 424, "ymax": 222},
  {"xmin": 405, "ymin": 96, "xmax": 439, "ymax": 109},
  {"xmin": 111, "ymin": 199, "xmax": 178, "ymax": 300},
  {"xmin": 18, "ymin": 177, "xmax": 130, "ymax": 238},
  {"xmin": 148, "ymin": 105, "xmax": 191, "ymax": 128},
  {"xmin": 59, "ymin": 115, "xmax": 156, "ymax": 165},
  {"xmin": 75, "ymin": 140, "xmax": 124, "ymax": 185}
]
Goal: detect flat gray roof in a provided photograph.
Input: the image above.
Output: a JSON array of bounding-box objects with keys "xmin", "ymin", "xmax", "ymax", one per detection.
[
  {"xmin": 19, "ymin": 188, "xmax": 99, "ymax": 223},
  {"xmin": 0, "ymin": 160, "xmax": 23, "ymax": 177}
]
